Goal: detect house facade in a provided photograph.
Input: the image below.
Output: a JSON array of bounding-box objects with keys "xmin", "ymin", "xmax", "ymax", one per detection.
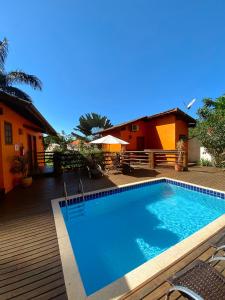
[
  {"xmin": 0, "ymin": 92, "xmax": 56, "ymax": 194},
  {"xmin": 99, "ymin": 108, "xmax": 196, "ymax": 152}
]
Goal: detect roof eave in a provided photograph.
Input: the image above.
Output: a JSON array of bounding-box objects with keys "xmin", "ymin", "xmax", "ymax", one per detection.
[
  {"xmin": 27, "ymin": 103, "xmax": 57, "ymax": 135},
  {"xmin": 147, "ymin": 107, "xmax": 196, "ymax": 124},
  {"xmin": 96, "ymin": 116, "xmax": 148, "ymax": 135},
  {"xmin": 0, "ymin": 91, "xmax": 57, "ymax": 135}
]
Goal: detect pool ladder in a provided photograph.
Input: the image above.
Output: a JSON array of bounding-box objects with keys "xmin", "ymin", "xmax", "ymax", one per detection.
[{"xmin": 63, "ymin": 178, "xmax": 85, "ymax": 220}]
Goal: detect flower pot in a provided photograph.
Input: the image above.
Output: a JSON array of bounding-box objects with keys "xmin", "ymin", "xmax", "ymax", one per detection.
[
  {"xmin": 21, "ymin": 176, "xmax": 32, "ymax": 188},
  {"xmin": 175, "ymin": 163, "xmax": 183, "ymax": 172}
]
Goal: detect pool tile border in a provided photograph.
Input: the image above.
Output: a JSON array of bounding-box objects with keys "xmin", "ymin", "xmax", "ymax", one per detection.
[
  {"xmin": 59, "ymin": 177, "xmax": 225, "ymax": 208},
  {"xmin": 52, "ymin": 177, "xmax": 225, "ymax": 300}
]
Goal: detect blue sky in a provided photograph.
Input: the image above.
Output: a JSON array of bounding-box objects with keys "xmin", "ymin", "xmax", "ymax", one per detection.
[{"xmin": 1, "ymin": 0, "xmax": 225, "ymax": 133}]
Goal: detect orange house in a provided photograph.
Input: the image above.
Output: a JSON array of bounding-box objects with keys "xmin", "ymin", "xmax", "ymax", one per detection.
[
  {"xmin": 0, "ymin": 92, "xmax": 56, "ymax": 194},
  {"xmin": 99, "ymin": 108, "xmax": 196, "ymax": 152}
]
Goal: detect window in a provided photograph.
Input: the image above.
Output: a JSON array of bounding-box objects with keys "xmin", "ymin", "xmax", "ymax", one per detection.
[
  {"xmin": 4, "ymin": 122, "xmax": 13, "ymax": 144},
  {"xmin": 131, "ymin": 124, "xmax": 139, "ymax": 132}
]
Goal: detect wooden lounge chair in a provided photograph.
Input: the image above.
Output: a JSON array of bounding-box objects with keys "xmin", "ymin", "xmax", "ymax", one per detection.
[{"xmin": 166, "ymin": 260, "xmax": 225, "ymax": 300}]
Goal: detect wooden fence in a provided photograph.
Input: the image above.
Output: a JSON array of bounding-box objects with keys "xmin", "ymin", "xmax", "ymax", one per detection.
[
  {"xmin": 120, "ymin": 150, "xmax": 187, "ymax": 169},
  {"xmin": 120, "ymin": 151, "xmax": 149, "ymax": 168},
  {"xmin": 150, "ymin": 150, "xmax": 187, "ymax": 168},
  {"xmin": 34, "ymin": 149, "xmax": 188, "ymax": 176}
]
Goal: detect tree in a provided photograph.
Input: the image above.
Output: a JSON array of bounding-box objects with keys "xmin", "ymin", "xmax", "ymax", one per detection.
[
  {"xmin": 43, "ymin": 131, "xmax": 74, "ymax": 152},
  {"xmin": 198, "ymin": 95, "xmax": 225, "ymax": 119},
  {"xmin": 72, "ymin": 113, "xmax": 112, "ymax": 141},
  {"xmin": 0, "ymin": 38, "xmax": 42, "ymax": 102},
  {"xmin": 193, "ymin": 95, "xmax": 225, "ymax": 166}
]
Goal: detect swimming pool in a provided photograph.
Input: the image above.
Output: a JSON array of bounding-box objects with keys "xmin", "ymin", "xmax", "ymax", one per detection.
[{"xmin": 52, "ymin": 178, "xmax": 225, "ymax": 300}]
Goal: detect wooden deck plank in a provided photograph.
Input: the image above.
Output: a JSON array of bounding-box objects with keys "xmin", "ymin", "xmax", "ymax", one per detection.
[
  {"xmin": 0, "ymin": 265, "xmax": 63, "ymax": 294},
  {"xmin": 0, "ymin": 213, "xmax": 54, "ymax": 230},
  {"xmin": 0, "ymin": 260, "xmax": 61, "ymax": 287},
  {"xmin": 0, "ymin": 276, "xmax": 64, "ymax": 300},
  {"xmin": 0, "ymin": 228, "xmax": 57, "ymax": 249},
  {"xmin": 0, "ymin": 246, "xmax": 60, "ymax": 271},
  {"xmin": 0, "ymin": 220, "xmax": 56, "ymax": 240},
  {"xmin": 0, "ymin": 223, "xmax": 56, "ymax": 241},
  {"xmin": 0, "ymin": 220, "xmax": 55, "ymax": 238},
  {"xmin": 0, "ymin": 256, "xmax": 61, "ymax": 281},
  {"xmin": 0, "ymin": 237, "xmax": 58, "ymax": 258},
  {"xmin": 0, "ymin": 250, "xmax": 60, "ymax": 275},
  {"xmin": 31, "ymin": 286, "xmax": 67, "ymax": 300},
  {"xmin": 0, "ymin": 241, "xmax": 59, "ymax": 265}
]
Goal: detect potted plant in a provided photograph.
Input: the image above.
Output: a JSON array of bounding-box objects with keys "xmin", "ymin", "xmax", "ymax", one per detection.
[
  {"xmin": 175, "ymin": 140, "xmax": 185, "ymax": 171},
  {"xmin": 11, "ymin": 155, "xmax": 32, "ymax": 187}
]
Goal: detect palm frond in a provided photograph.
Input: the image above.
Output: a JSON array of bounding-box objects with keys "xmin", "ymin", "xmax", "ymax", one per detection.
[
  {"xmin": 7, "ymin": 71, "xmax": 42, "ymax": 90},
  {"xmin": 203, "ymin": 98, "xmax": 215, "ymax": 108},
  {"xmin": 71, "ymin": 132, "xmax": 90, "ymax": 142},
  {"xmin": 74, "ymin": 124, "xmax": 92, "ymax": 137},
  {"xmin": 0, "ymin": 86, "xmax": 32, "ymax": 102},
  {"xmin": 0, "ymin": 38, "xmax": 8, "ymax": 72},
  {"xmin": 72, "ymin": 112, "xmax": 112, "ymax": 138},
  {"xmin": 0, "ymin": 73, "xmax": 7, "ymax": 86}
]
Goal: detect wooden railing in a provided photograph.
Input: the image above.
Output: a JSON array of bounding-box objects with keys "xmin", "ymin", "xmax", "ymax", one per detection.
[
  {"xmin": 150, "ymin": 150, "xmax": 187, "ymax": 168},
  {"xmin": 120, "ymin": 151, "xmax": 149, "ymax": 168},
  {"xmin": 121, "ymin": 150, "xmax": 188, "ymax": 170},
  {"xmin": 34, "ymin": 149, "xmax": 188, "ymax": 176}
]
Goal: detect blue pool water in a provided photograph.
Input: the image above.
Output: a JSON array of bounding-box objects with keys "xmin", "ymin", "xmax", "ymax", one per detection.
[{"xmin": 61, "ymin": 182, "xmax": 225, "ymax": 295}]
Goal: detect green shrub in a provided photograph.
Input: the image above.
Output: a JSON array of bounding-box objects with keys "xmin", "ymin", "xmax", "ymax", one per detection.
[
  {"xmin": 80, "ymin": 148, "xmax": 105, "ymax": 167},
  {"xmin": 200, "ymin": 158, "xmax": 212, "ymax": 166},
  {"xmin": 193, "ymin": 95, "xmax": 225, "ymax": 167}
]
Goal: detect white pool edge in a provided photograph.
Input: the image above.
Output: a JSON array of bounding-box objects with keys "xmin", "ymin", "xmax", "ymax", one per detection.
[{"xmin": 51, "ymin": 177, "xmax": 225, "ymax": 300}]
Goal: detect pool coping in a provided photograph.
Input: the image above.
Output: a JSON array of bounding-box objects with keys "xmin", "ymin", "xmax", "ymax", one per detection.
[{"xmin": 51, "ymin": 177, "xmax": 225, "ymax": 300}]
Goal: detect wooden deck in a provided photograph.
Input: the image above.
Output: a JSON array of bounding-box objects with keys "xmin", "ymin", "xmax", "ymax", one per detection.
[
  {"xmin": 0, "ymin": 213, "xmax": 66, "ymax": 300},
  {"xmin": 0, "ymin": 166, "xmax": 225, "ymax": 300}
]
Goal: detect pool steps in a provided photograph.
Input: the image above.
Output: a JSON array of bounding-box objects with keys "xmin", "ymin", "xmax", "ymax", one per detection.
[{"xmin": 63, "ymin": 178, "xmax": 86, "ymax": 220}]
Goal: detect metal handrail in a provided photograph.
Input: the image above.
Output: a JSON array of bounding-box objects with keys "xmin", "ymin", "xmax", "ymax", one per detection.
[
  {"xmin": 78, "ymin": 177, "xmax": 85, "ymax": 202},
  {"xmin": 63, "ymin": 178, "xmax": 85, "ymax": 221},
  {"xmin": 63, "ymin": 181, "xmax": 69, "ymax": 220}
]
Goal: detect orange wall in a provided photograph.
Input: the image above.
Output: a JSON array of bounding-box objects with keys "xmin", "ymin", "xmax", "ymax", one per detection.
[
  {"xmin": 175, "ymin": 118, "xmax": 189, "ymax": 145},
  {"xmin": 0, "ymin": 103, "xmax": 44, "ymax": 193},
  {"xmin": 147, "ymin": 115, "xmax": 176, "ymax": 149},
  {"xmin": 104, "ymin": 120, "xmax": 147, "ymax": 151},
  {"xmin": 102, "ymin": 144, "xmax": 122, "ymax": 152},
  {"xmin": 102, "ymin": 114, "xmax": 189, "ymax": 152}
]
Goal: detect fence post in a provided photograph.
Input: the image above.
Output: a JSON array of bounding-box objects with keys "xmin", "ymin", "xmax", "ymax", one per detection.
[
  {"xmin": 183, "ymin": 151, "xmax": 188, "ymax": 171},
  {"xmin": 148, "ymin": 151, "xmax": 155, "ymax": 169},
  {"xmin": 53, "ymin": 152, "xmax": 62, "ymax": 176}
]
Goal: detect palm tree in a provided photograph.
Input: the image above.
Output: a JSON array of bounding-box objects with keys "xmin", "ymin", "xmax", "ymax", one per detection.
[
  {"xmin": 198, "ymin": 95, "xmax": 225, "ymax": 119},
  {"xmin": 0, "ymin": 38, "xmax": 42, "ymax": 102},
  {"xmin": 72, "ymin": 113, "xmax": 112, "ymax": 141}
]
